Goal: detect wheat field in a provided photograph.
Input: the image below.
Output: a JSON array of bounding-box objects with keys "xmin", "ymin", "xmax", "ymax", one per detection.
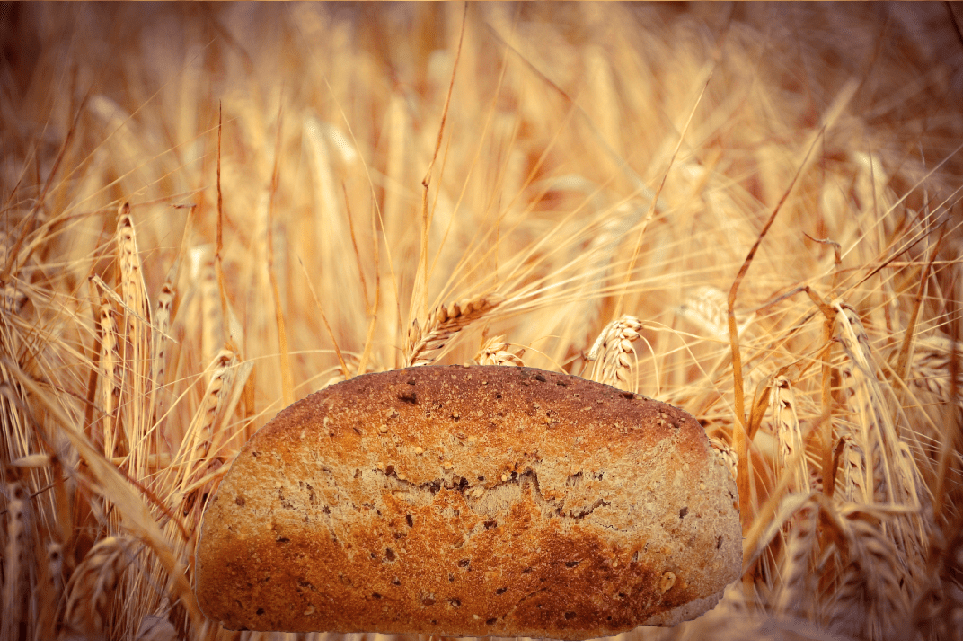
[{"xmin": 2, "ymin": 3, "xmax": 962, "ymax": 640}]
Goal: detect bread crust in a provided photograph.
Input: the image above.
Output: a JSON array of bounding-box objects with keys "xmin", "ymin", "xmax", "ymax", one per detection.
[{"xmin": 196, "ymin": 365, "xmax": 741, "ymax": 639}]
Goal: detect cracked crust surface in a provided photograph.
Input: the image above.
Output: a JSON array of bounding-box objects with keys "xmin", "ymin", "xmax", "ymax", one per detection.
[{"xmin": 196, "ymin": 365, "xmax": 741, "ymax": 639}]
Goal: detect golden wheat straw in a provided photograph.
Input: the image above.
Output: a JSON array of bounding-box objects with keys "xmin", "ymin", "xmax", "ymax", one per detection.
[
  {"xmin": 4, "ymin": 3, "xmax": 963, "ymax": 639},
  {"xmin": 404, "ymin": 295, "xmax": 501, "ymax": 367},
  {"xmin": 7, "ymin": 358, "xmax": 204, "ymax": 631}
]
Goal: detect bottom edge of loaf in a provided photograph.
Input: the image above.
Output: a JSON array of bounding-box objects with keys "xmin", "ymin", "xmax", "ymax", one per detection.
[{"xmin": 211, "ymin": 591, "xmax": 728, "ymax": 640}]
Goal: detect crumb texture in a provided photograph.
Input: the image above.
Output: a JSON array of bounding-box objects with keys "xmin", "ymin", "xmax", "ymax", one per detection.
[{"xmin": 196, "ymin": 366, "xmax": 741, "ymax": 639}]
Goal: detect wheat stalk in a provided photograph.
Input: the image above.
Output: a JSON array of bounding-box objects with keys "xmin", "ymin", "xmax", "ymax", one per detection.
[{"xmin": 404, "ymin": 295, "xmax": 501, "ymax": 367}]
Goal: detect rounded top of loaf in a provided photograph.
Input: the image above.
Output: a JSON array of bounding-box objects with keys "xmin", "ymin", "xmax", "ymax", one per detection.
[
  {"xmin": 197, "ymin": 365, "xmax": 741, "ymax": 638},
  {"xmin": 256, "ymin": 365, "xmax": 710, "ymax": 487}
]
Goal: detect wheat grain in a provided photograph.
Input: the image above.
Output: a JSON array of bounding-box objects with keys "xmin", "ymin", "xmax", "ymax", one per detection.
[
  {"xmin": 911, "ymin": 334, "xmax": 962, "ymax": 398},
  {"xmin": 404, "ymin": 295, "xmax": 501, "ymax": 367},
  {"xmin": 474, "ymin": 335, "xmax": 525, "ymax": 367},
  {"xmin": 0, "ymin": 229, "xmax": 27, "ymax": 313}
]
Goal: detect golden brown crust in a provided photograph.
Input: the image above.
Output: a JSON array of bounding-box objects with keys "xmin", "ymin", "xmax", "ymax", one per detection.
[{"xmin": 196, "ymin": 366, "xmax": 741, "ymax": 639}]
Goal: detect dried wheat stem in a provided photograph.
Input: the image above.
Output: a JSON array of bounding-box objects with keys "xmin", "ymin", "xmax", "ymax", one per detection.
[{"xmin": 404, "ymin": 295, "xmax": 501, "ymax": 367}]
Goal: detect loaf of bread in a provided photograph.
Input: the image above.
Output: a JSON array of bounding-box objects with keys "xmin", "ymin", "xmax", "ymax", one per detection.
[{"xmin": 195, "ymin": 365, "xmax": 741, "ymax": 639}]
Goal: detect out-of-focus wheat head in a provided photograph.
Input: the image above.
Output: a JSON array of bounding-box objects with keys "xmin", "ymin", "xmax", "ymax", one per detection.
[{"xmin": 1, "ymin": 2, "xmax": 962, "ymax": 639}]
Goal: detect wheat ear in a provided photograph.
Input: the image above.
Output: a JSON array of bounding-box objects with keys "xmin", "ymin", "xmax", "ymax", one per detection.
[
  {"xmin": 709, "ymin": 437, "xmax": 738, "ymax": 482},
  {"xmin": 677, "ymin": 285, "xmax": 755, "ymax": 339},
  {"xmin": 772, "ymin": 376, "xmax": 809, "ymax": 494},
  {"xmin": 63, "ymin": 535, "xmax": 130, "ymax": 639},
  {"xmin": 404, "ymin": 295, "xmax": 501, "ymax": 367},
  {"xmin": 117, "ymin": 206, "xmax": 154, "ymax": 477},
  {"xmin": 474, "ymin": 335, "xmax": 525, "ymax": 367},
  {"xmin": 586, "ymin": 315, "xmax": 643, "ymax": 391},
  {"xmin": 97, "ymin": 292, "xmax": 122, "ymax": 459},
  {"xmin": 2, "ymin": 482, "xmax": 28, "ymax": 641}
]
